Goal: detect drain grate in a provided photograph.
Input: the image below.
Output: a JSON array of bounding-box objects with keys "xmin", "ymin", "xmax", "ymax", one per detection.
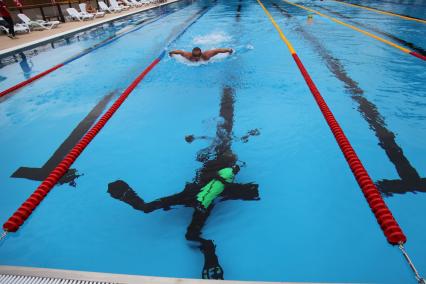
[{"xmin": 0, "ymin": 274, "xmax": 119, "ymax": 284}]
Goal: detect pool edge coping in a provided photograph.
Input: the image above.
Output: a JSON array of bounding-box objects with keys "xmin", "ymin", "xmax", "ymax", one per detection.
[
  {"xmin": 0, "ymin": 265, "xmax": 363, "ymax": 284},
  {"xmin": 0, "ymin": 0, "xmax": 182, "ymax": 58}
]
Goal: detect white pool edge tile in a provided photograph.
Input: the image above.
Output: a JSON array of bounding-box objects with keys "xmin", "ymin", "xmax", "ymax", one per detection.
[{"xmin": 0, "ymin": 265, "xmax": 367, "ymax": 284}]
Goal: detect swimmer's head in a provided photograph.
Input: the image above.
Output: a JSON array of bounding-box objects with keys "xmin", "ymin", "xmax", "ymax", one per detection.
[{"xmin": 192, "ymin": 47, "xmax": 202, "ymax": 59}]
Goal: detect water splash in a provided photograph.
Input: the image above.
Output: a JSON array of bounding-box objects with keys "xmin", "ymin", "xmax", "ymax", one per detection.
[{"xmin": 192, "ymin": 32, "xmax": 232, "ymax": 46}]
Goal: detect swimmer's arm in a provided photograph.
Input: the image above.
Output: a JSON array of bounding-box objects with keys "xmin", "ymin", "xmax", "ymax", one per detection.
[
  {"xmin": 221, "ymin": 183, "xmax": 260, "ymax": 201},
  {"xmin": 203, "ymin": 48, "xmax": 233, "ymax": 59},
  {"xmin": 169, "ymin": 50, "xmax": 192, "ymax": 60}
]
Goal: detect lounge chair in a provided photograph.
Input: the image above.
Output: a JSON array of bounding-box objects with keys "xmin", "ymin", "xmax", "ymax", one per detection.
[
  {"xmin": 110, "ymin": 0, "xmax": 130, "ymax": 10},
  {"xmin": 17, "ymin": 13, "xmax": 60, "ymax": 30},
  {"xmin": 66, "ymin": 8, "xmax": 95, "ymax": 21},
  {"xmin": 138, "ymin": 0, "xmax": 152, "ymax": 6},
  {"xmin": 123, "ymin": 0, "xmax": 142, "ymax": 7},
  {"xmin": 99, "ymin": 1, "xmax": 122, "ymax": 13},
  {"xmin": 79, "ymin": 3, "xmax": 105, "ymax": 18}
]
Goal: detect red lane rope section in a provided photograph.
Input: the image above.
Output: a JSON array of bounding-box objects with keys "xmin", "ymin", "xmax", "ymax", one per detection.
[
  {"xmin": 291, "ymin": 53, "xmax": 406, "ymax": 245},
  {"xmin": 410, "ymin": 52, "xmax": 426, "ymax": 61},
  {"xmin": 0, "ymin": 64, "xmax": 64, "ymax": 98},
  {"xmin": 3, "ymin": 57, "xmax": 161, "ymax": 233}
]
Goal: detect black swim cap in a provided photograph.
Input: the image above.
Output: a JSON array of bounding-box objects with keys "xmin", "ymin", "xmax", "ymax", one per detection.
[{"xmin": 192, "ymin": 47, "xmax": 202, "ymax": 57}]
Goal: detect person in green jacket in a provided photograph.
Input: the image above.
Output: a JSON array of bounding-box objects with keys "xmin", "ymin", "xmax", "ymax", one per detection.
[
  {"xmin": 196, "ymin": 166, "xmax": 239, "ymax": 212},
  {"xmin": 108, "ymin": 164, "xmax": 258, "ymax": 279}
]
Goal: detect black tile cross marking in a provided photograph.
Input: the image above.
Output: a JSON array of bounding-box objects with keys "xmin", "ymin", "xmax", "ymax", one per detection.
[{"xmin": 11, "ymin": 92, "xmax": 116, "ymax": 186}]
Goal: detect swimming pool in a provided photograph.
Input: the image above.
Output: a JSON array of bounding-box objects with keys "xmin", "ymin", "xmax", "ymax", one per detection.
[{"xmin": 0, "ymin": 0, "xmax": 425, "ymax": 283}]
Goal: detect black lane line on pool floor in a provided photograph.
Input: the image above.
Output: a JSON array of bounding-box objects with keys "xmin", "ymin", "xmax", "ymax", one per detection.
[
  {"xmin": 108, "ymin": 1, "xmax": 261, "ymax": 279},
  {"xmin": 271, "ymin": 2, "xmax": 426, "ymax": 196},
  {"xmin": 236, "ymin": 0, "xmax": 242, "ymax": 20},
  {"xmin": 368, "ymin": 0, "xmax": 426, "ymax": 8},
  {"xmin": 11, "ymin": 92, "xmax": 117, "ymax": 186},
  {"xmin": 314, "ymin": 5, "xmax": 426, "ymax": 56},
  {"xmin": 335, "ymin": 0, "xmax": 426, "ymax": 21}
]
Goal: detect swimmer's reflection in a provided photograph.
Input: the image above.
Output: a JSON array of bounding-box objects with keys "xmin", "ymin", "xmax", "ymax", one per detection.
[{"xmin": 19, "ymin": 52, "xmax": 33, "ymax": 79}]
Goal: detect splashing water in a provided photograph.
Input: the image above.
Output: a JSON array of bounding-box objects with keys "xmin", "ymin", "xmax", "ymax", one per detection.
[
  {"xmin": 171, "ymin": 52, "xmax": 232, "ymax": 66},
  {"xmin": 192, "ymin": 32, "xmax": 232, "ymax": 46},
  {"xmin": 168, "ymin": 31, "xmax": 255, "ymax": 66}
]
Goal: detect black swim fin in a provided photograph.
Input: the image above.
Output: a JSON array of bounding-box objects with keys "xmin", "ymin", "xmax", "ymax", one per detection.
[
  {"xmin": 107, "ymin": 180, "xmax": 147, "ymax": 212},
  {"xmin": 200, "ymin": 240, "xmax": 224, "ymax": 280}
]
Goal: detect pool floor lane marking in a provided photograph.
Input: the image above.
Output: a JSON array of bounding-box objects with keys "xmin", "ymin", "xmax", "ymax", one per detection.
[
  {"xmin": 315, "ymin": 5, "xmax": 426, "ymax": 56},
  {"xmin": 280, "ymin": 0, "xmax": 426, "ymax": 61},
  {"xmin": 2, "ymin": 2, "xmax": 215, "ymax": 234},
  {"xmin": 272, "ymin": 2, "xmax": 426, "ymax": 196},
  {"xmin": 256, "ymin": 0, "xmax": 406, "ymax": 245},
  {"xmin": 0, "ymin": 4, "xmax": 185, "ymax": 99},
  {"xmin": 330, "ymin": 0, "xmax": 426, "ymax": 24},
  {"xmin": 11, "ymin": 92, "xmax": 116, "ymax": 186}
]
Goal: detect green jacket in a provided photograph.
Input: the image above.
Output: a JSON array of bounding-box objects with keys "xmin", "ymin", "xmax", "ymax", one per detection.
[{"xmin": 196, "ymin": 168, "xmax": 235, "ymax": 209}]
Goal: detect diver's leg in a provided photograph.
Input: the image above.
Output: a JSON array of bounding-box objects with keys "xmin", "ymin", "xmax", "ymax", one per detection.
[
  {"xmin": 153, "ymin": 182, "xmax": 199, "ymax": 211},
  {"xmin": 185, "ymin": 206, "xmax": 224, "ymax": 280},
  {"xmin": 200, "ymin": 240, "xmax": 223, "ymax": 280},
  {"xmin": 108, "ymin": 180, "xmax": 197, "ymax": 213}
]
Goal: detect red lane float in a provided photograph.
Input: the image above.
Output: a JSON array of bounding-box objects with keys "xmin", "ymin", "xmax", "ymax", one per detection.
[
  {"xmin": 2, "ymin": 57, "xmax": 161, "ymax": 233},
  {"xmin": 0, "ymin": 64, "xmax": 64, "ymax": 98},
  {"xmin": 410, "ymin": 52, "xmax": 426, "ymax": 61},
  {"xmin": 292, "ymin": 53, "xmax": 406, "ymax": 245}
]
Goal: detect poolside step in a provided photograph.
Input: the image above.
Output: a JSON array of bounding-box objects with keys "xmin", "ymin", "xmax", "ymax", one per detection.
[{"xmin": 0, "ymin": 266, "xmax": 355, "ymax": 284}]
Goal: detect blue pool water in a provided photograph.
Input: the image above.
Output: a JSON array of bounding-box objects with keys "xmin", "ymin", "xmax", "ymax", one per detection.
[{"xmin": 0, "ymin": 0, "xmax": 425, "ymax": 283}]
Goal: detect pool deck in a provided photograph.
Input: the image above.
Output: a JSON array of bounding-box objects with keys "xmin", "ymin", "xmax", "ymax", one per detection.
[
  {"xmin": 0, "ymin": 0, "xmax": 181, "ymax": 57},
  {"xmin": 0, "ymin": 265, "xmax": 358, "ymax": 284}
]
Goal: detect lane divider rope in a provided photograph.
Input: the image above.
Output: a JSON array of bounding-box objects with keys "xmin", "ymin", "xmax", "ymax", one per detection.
[
  {"xmin": 280, "ymin": 0, "xmax": 426, "ymax": 61},
  {"xmin": 0, "ymin": 64, "xmax": 65, "ymax": 98},
  {"xmin": 0, "ymin": 231, "xmax": 7, "ymax": 241},
  {"xmin": 399, "ymin": 244, "xmax": 426, "ymax": 284},
  {"xmin": 0, "ymin": 4, "xmax": 181, "ymax": 99},
  {"xmin": 255, "ymin": 0, "xmax": 424, "ymax": 282},
  {"xmin": 330, "ymin": 0, "xmax": 426, "ymax": 24},
  {"xmin": 2, "ymin": 2, "xmax": 215, "ymax": 234}
]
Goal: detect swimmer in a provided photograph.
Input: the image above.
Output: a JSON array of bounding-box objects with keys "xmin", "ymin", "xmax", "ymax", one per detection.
[
  {"xmin": 307, "ymin": 14, "xmax": 313, "ymax": 24},
  {"xmin": 169, "ymin": 47, "xmax": 233, "ymax": 62}
]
